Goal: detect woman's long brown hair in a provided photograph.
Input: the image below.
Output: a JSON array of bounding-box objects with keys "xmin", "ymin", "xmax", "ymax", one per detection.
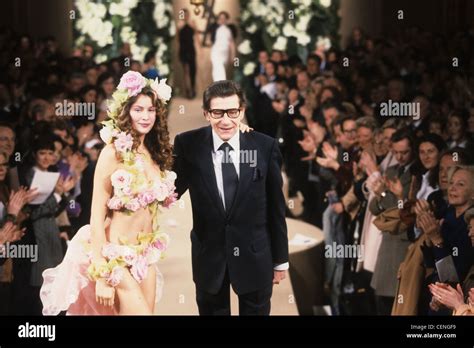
[{"xmin": 113, "ymin": 86, "xmax": 173, "ymax": 171}]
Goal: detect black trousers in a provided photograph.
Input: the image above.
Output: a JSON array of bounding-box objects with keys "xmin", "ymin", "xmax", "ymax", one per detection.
[
  {"xmin": 196, "ymin": 268, "xmax": 273, "ymax": 316},
  {"xmin": 375, "ymin": 295, "xmax": 394, "ymax": 316}
]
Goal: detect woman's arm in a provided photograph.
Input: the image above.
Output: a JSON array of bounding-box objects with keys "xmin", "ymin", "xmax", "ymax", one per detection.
[{"xmin": 90, "ymin": 144, "xmax": 117, "ymax": 263}]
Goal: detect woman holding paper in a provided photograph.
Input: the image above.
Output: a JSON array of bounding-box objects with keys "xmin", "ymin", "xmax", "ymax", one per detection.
[
  {"xmin": 22, "ymin": 136, "xmax": 76, "ymax": 312},
  {"xmin": 40, "ymin": 71, "xmax": 176, "ymax": 315}
]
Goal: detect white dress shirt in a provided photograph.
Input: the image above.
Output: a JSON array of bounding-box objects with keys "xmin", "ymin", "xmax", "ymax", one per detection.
[{"xmin": 211, "ymin": 129, "xmax": 288, "ymax": 271}]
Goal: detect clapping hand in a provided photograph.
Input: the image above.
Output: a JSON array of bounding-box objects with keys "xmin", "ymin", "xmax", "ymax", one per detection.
[
  {"xmin": 385, "ymin": 176, "xmax": 403, "ymax": 200},
  {"xmin": 0, "ymin": 221, "xmax": 26, "ymax": 244},
  {"xmin": 428, "ymin": 282, "xmax": 465, "ymax": 311},
  {"xmin": 299, "ymin": 130, "xmax": 317, "ymax": 161},
  {"xmin": 322, "ymin": 141, "xmax": 338, "ymax": 160},
  {"xmin": 359, "ymin": 151, "xmax": 378, "ymax": 176},
  {"xmin": 55, "ymin": 175, "xmax": 76, "ymax": 196},
  {"xmin": 417, "ymin": 211, "xmax": 443, "ymax": 245},
  {"xmin": 8, "ymin": 187, "xmax": 39, "ymax": 215}
]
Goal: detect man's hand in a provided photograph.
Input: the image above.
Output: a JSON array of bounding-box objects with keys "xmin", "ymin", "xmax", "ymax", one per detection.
[{"xmin": 273, "ymin": 270, "xmax": 286, "ymax": 285}]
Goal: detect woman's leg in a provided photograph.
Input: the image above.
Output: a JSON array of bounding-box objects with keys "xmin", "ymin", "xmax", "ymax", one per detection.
[
  {"xmin": 115, "ymin": 269, "xmax": 152, "ymax": 315},
  {"xmin": 139, "ymin": 265, "xmax": 157, "ymax": 313}
]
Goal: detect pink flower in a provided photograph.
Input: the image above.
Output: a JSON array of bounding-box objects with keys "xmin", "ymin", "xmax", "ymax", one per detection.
[
  {"xmin": 162, "ymin": 192, "xmax": 178, "ymax": 208},
  {"xmin": 107, "ymin": 196, "xmax": 123, "ymax": 210},
  {"xmin": 130, "ymin": 255, "xmax": 148, "ymax": 283},
  {"xmin": 110, "ymin": 169, "xmax": 132, "ymax": 189},
  {"xmin": 125, "ymin": 198, "xmax": 141, "ymax": 212},
  {"xmin": 122, "ymin": 248, "xmax": 137, "ymax": 266},
  {"xmin": 122, "ymin": 186, "xmax": 132, "ymax": 196},
  {"xmin": 102, "ymin": 243, "xmax": 121, "ymax": 260},
  {"xmin": 107, "ymin": 266, "xmax": 124, "ymax": 287},
  {"xmin": 114, "ymin": 132, "xmax": 133, "ymax": 153},
  {"xmin": 138, "ymin": 190, "xmax": 156, "ymax": 207},
  {"xmin": 118, "ymin": 71, "xmax": 147, "ymax": 97},
  {"xmin": 153, "ymin": 239, "xmax": 166, "ymax": 251}
]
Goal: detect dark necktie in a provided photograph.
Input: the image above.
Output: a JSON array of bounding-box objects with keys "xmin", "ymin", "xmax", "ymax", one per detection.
[
  {"xmin": 398, "ymin": 165, "xmax": 405, "ymax": 177},
  {"xmin": 219, "ymin": 142, "xmax": 238, "ymax": 211}
]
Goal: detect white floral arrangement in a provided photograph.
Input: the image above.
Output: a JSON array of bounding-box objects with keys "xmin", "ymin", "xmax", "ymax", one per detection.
[
  {"xmin": 74, "ymin": 0, "xmax": 174, "ymax": 75},
  {"xmin": 238, "ymin": 0, "xmax": 338, "ymax": 76}
]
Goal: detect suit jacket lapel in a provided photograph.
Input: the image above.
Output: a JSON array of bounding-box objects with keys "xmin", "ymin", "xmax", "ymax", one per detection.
[
  {"xmin": 227, "ymin": 131, "xmax": 254, "ymax": 219},
  {"xmin": 198, "ymin": 126, "xmax": 226, "ymax": 217}
]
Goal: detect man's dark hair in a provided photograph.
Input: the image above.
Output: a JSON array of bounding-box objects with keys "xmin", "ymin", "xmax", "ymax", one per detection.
[
  {"xmin": 217, "ymin": 11, "xmax": 230, "ymax": 19},
  {"xmin": 307, "ymin": 54, "xmax": 322, "ymax": 65},
  {"xmin": 144, "ymin": 49, "xmax": 156, "ymax": 64},
  {"xmin": 391, "ymin": 127, "xmax": 414, "ymax": 149},
  {"xmin": 203, "ymin": 80, "xmax": 246, "ymax": 111}
]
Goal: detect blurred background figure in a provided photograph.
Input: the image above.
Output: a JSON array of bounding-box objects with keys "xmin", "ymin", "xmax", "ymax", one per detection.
[{"xmin": 210, "ymin": 11, "xmax": 236, "ymax": 82}]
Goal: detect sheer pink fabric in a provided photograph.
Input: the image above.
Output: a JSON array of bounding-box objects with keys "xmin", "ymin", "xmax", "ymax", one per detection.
[{"xmin": 40, "ymin": 225, "xmax": 163, "ymax": 315}]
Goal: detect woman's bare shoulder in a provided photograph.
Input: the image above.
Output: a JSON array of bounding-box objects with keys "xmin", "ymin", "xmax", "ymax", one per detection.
[{"xmin": 97, "ymin": 143, "xmax": 119, "ymax": 170}]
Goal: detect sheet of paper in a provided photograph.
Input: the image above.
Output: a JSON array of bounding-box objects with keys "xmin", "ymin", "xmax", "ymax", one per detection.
[
  {"xmin": 289, "ymin": 233, "xmax": 318, "ymax": 246},
  {"xmin": 29, "ymin": 171, "xmax": 60, "ymax": 205}
]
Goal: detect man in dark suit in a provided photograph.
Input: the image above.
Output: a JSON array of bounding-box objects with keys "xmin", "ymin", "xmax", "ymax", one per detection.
[{"xmin": 173, "ymin": 80, "xmax": 289, "ymax": 315}]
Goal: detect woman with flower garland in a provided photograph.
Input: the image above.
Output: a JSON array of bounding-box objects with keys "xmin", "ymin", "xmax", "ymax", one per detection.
[{"xmin": 40, "ymin": 71, "xmax": 176, "ymax": 315}]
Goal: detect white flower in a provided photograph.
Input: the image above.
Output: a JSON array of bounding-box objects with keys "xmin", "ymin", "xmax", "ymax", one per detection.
[
  {"xmin": 267, "ymin": 23, "xmax": 280, "ymax": 37},
  {"xmin": 320, "ymin": 0, "xmax": 332, "ymax": 8},
  {"xmin": 273, "ymin": 36, "xmax": 288, "ymax": 51},
  {"xmin": 296, "ymin": 14, "xmax": 311, "ymax": 32},
  {"xmin": 120, "ymin": 26, "xmax": 137, "ymax": 43},
  {"xmin": 316, "ymin": 36, "xmax": 332, "ymax": 50},
  {"xmin": 94, "ymin": 54, "xmax": 108, "ymax": 64},
  {"xmin": 243, "ymin": 62, "xmax": 256, "ymax": 76},
  {"xmin": 246, "ymin": 23, "xmax": 257, "ymax": 34},
  {"xmin": 169, "ymin": 23, "xmax": 176, "ymax": 36},
  {"xmin": 99, "ymin": 126, "xmax": 113, "ymax": 144},
  {"xmin": 151, "ymin": 78, "xmax": 172, "ymax": 102},
  {"xmin": 237, "ymin": 40, "xmax": 252, "ymax": 55},
  {"xmin": 153, "ymin": 2, "xmax": 168, "ymax": 28},
  {"xmin": 160, "ymin": 64, "xmax": 170, "ymax": 76},
  {"xmin": 164, "ymin": 170, "xmax": 177, "ymax": 184},
  {"xmin": 240, "ymin": 10, "xmax": 250, "ymax": 21},
  {"xmin": 283, "ymin": 22, "xmax": 297, "ymax": 37},
  {"xmin": 130, "ymin": 44, "xmax": 148, "ymax": 62},
  {"xmin": 296, "ymin": 32, "xmax": 311, "ymax": 46},
  {"xmin": 109, "ymin": 2, "xmax": 131, "ymax": 17}
]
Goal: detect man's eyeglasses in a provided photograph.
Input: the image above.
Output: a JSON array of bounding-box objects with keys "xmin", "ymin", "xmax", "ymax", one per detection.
[
  {"xmin": 208, "ymin": 108, "xmax": 241, "ymax": 119},
  {"xmin": 343, "ymin": 128, "xmax": 357, "ymax": 135}
]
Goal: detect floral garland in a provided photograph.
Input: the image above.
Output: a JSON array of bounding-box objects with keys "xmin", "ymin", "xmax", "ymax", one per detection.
[
  {"xmin": 87, "ymin": 230, "xmax": 169, "ymax": 286},
  {"xmin": 73, "ymin": 0, "xmax": 175, "ymax": 76}
]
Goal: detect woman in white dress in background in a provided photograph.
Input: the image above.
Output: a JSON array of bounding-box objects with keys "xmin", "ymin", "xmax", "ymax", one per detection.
[{"xmin": 210, "ymin": 11, "xmax": 236, "ymax": 82}]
